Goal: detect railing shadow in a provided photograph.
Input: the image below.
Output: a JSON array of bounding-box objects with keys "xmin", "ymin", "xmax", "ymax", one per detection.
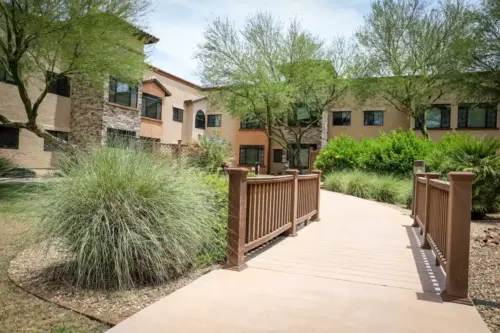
[{"xmin": 403, "ymin": 225, "xmax": 446, "ymax": 303}]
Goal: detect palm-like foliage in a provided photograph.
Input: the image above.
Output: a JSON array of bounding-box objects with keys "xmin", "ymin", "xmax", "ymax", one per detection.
[{"xmin": 438, "ymin": 135, "xmax": 500, "ymax": 215}]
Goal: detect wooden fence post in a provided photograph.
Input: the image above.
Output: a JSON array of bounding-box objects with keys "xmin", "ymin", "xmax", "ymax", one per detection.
[
  {"xmin": 441, "ymin": 172, "xmax": 474, "ymax": 304},
  {"xmin": 412, "ymin": 172, "xmax": 425, "ymax": 227},
  {"xmin": 284, "ymin": 169, "xmax": 299, "ymax": 237},
  {"xmin": 225, "ymin": 168, "xmax": 249, "ymax": 271},
  {"xmin": 421, "ymin": 173, "xmax": 441, "ymax": 249},
  {"xmin": 312, "ymin": 170, "xmax": 322, "ymax": 221}
]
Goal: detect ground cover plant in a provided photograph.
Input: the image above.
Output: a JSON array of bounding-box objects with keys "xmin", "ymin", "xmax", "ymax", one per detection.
[{"xmin": 36, "ymin": 145, "xmax": 227, "ymax": 290}]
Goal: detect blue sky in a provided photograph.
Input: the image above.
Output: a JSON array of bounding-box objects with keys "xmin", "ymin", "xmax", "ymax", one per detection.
[{"xmin": 145, "ymin": 0, "xmax": 373, "ymax": 85}]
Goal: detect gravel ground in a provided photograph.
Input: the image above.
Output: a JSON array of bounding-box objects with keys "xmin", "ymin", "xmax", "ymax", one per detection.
[{"xmin": 8, "ymin": 243, "xmax": 217, "ymax": 326}]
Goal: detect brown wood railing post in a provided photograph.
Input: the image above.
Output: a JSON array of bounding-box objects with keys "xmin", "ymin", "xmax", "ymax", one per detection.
[
  {"xmin": 421, "ymin": 173, "xmax": 441, "ymax": 249},
  {"xmin": 225, "ymin": 168, "xmax": 249, "ymax": 271},
  {"xmin": 284, "ymin": 169, "xmax": 299, "ymax": 237},
  {"xmin": 441, "ymin": 172, "xmax": 474, "ymax": 305},
  {"xmin": 311, "ymin": 170, "xmax": 321, "ymax": 221},
  {"xmin": 412, "ymin": 172, "xmax": 425, "ymax": 227}
]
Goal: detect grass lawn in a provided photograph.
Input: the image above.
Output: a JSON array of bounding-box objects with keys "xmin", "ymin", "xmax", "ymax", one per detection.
[{"xmin": 0, "ymin": 182, "xmax": 109, "ymax": 333}]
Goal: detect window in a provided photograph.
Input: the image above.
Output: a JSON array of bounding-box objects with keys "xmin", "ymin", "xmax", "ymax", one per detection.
[
  {"xmin": 47, "ymin": 72, "xmax": 70, "ymax": 97},
  {"xmin": 289, "ymin": 103, "xmax": 319, "ymax": 126},
  {"xmin": 0, "ymin": 126, "xmax": 19, "ymax": 149},
  {"xmin": 290, "ymin": 144, "xmax": 311, "ymax": 170},
  {"xmin": 195, "ymin": 110, "xmax": 206, "ymax": 129},
  {"xmin": 273, "ymin": 149, "xmax": 284, "ymax": 163},
  {"xmin": 458, "ymin": 104, "xmax": 497, "ymax": 129},
  {"xmin": 240, "ymin": 116, "xmax": 263, "ymax": 129},
  {"xmin": 415, "ymin": 105, "xmax": 451, "ymax": 129},
  {"xmin": 239, "ymin": 145, "xmax": 265, "ymax": 166},
  {"xmin": 141, "ymin": 94, "xmax": 162, "ymax": 120},
  {"xmin": 332, "ymin": 111, "xmax": 351, "ymax": 126},
  {"xmin": 44, "ymin": 130, "xmax": 69, "ymax": 151},
  {"xmin": 207, "ymin": 114, "xmax": 222, "ymax": 127},
  {"xmin": 106, "ymin": 128, "xmax": 137, "ymax": 148},
  {"xmin": 108, "ymin": 78, "xmax": 138, "ymax": 108},
  {"xmin": 0, "ymin": 66, "xmax": 15, "ymax": 84},
  {"xmin": 364, "ymin": 111, "xmax": 384, "ymax": 126},
  {"xmin": 173, "ymin": 107, "xmax": 184, "ymax": 123}
]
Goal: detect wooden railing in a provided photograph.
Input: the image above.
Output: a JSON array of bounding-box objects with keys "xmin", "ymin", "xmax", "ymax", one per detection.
[
  {"xmin": 412, "ymin": 172, "xmax": 475, "ymax": 304},
  {"xmin": 226, "ymin": 169, "xmax": 321, "ymax": 270}
]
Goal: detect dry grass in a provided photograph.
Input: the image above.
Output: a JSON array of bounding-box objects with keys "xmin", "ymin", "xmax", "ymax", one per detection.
[{"xmin": 0, "ymin": 182, "xmax": 108, "ymax": 333}]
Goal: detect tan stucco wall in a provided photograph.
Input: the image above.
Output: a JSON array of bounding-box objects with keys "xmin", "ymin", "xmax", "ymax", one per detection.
[
  {"xmin": 143, "ymin": 70, "xmax": 205, "ymax": 144},
  {"xmin": 236, "ymin": 128, "xmax": 270, "ymax": 174},
  {"xmin": 140, "ymin": 81, "xmax": 166, "ymax": 139},
  {"xmin": 0, "ymin": 80, "xmax": 71, "ymax": 171},
  {"xmin": 270, "ymin": 140, "xmax": 287, "ymax": 174},
  {"xmin": 328, "ymin": 93, "xmax": 410, "ymax": 141}
]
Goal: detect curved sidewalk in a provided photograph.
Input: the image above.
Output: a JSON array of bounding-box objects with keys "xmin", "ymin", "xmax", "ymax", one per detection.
[{"xmin": 108, "ymin": 190, "xmax": 489, "ymax": 333}]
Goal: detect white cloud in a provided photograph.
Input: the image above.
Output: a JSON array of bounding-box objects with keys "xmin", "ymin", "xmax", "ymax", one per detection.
[{"xmin": 146, "ymin": 0, "xmax": 370, "ymax": 85}]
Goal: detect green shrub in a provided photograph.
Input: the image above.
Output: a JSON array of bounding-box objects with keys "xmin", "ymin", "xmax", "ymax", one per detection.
[
  {"xmin": 0, "ymin": 156, "xmax": 35, "ymax": 178},
  {"xmin": 370, "ymin": 176, "xmax": 400, "ymax": 204},
  {"xmin": 37, "ymin": 146, "xmax": 224, "ymax": 290},
  {"xmin": 314, "ymin": 134, "xmax": 360, "ymax": 173},
  {"xmin": 434, "ymin": 135, "xmax": 500, "ymax": 215},
  {"xmin": 188, "ymin": 135, "xmax": 233, "ymax": 172},
  {"xmin": 323, "ymin": 173, "xmax": 346, "ymax": 193}
]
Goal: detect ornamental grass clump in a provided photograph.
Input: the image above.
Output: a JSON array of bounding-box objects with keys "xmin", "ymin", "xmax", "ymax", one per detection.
[{"xmin": 37, "ymin": 145, "xmax": 224, "ymax": 290}]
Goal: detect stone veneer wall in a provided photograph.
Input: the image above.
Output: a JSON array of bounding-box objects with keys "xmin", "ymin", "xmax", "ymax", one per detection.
[
  {"xmin": 69, "ymin": 80, "xmax": 106, "ymax": 147},
  {"xmin": 70, "ymin": 78, "xmax": 142, "ymax": 147}
]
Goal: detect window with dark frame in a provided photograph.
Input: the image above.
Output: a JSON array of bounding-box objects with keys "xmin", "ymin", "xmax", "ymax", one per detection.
[
  {"xmin": 47, "ymin": 72, "xmax": 70, "ymax": 97},
  {"xmin": 108, "ymin": 78, "xmax": 138, "ymax": 108},
  {"xmin": 239, "ymin": 145, "xmax": 265, "ymax": 166},
  {"xmin": 141, "ymin": 93, "xmax": 162, "ymax": 120},
  {"xmin": 0, "ymin": 66, "xmax": 15, "ymax": 84},
  {"xmin": 332, "ymin": 111, "xmax": 351, "ymax": 126},
  {"xmin": 289, "ymin": 103, "xmax": 320, "ymax": 127},
  {"xmin": 273, "ymin": 149, "xmax": 283, "ymax": 163},
  {"xmin": 106, "ymin": 128, "xmax": 137, "ymax": 148},
  {"xmin": 0, "ymin": 126, "xmax": 19, "ymax": 149},
  {"xmin": 44, "ymin": 130, "xmax": 69, "ymax": 151},
  {"xmin": 207, "ymin": 114, "xmax": 222, "ymax": 127},
  {"xmin": 364, "ymin": 111, "xmax": 384, "ymax": 126},
  {"xmin": 173, "ymin": 107, "xmax": 184, "ymax": 123},
  {"xmin": 415, "ymin": 105, "xmax": 451, "ymax": 129},
  {"xmin": 458, "ymin": 104, "xmax": 497, "ymax": 129},
  {"xmin": 195, "ymin": 110, "xmax": 206, "ymax": 129}
]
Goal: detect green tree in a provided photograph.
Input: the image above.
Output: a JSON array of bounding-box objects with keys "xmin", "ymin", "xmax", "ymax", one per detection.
[
  {"xmin": 455, "ymin": 0, "xmax": 500, "ymax": 103},
  {"xmin": 0, "ymin": 0, "xmax": 150, "ymax": 145},
  {"xmin": 196, "ymin": 12, "xmax": 354, "ymax": 172},
  {"xmin": 354, "ymin": 0, "xmax": 474, "ymax": 138}
]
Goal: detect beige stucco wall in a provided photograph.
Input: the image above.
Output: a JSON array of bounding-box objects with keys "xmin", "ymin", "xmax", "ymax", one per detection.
[
  {"xmin": 144, "ymin": 69, "xmax": 205, "ymax": 144},
  {"xmin": 328, "ymin": 93, "xmax": 410, "ymax": 141},
  {"xmin": 0, "ymin": 79, "xmax": 71, "ymax": 171}
]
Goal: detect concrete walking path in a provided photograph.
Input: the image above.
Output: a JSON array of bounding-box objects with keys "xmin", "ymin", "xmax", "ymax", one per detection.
[{"xmin": 108, "ymin": 190, "xmax": 489, "ymax": 333}]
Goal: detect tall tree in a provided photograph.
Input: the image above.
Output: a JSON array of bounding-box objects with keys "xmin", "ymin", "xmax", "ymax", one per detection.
[
  {"xmin": 455, "ymin": 0, "xmax": 500, "ymax": 102},
  {"xmin": 0, "ymin": 0, "xmax": 150, "ymax": 144},
  {"xmin": 354, "ymin": 0, "xmax": 474, "ymax": 138},
  {"xmin": 196, "ymin": 12, "xmax": 353, "ymax": 172}
]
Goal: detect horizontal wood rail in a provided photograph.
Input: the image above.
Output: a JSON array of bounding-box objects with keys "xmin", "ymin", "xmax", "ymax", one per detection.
[
  {"xmin": 413, "ymin": 172, "xmax": 475, "ymax": 304},
  {"xmin": 225, "ymin": 168, "xmax": 321, "ymax": 271}
]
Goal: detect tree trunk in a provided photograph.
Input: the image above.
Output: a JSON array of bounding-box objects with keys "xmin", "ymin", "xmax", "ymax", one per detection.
[{"xmin": 267, "ymin": 135, "xmax": 272, "ymax": 174}]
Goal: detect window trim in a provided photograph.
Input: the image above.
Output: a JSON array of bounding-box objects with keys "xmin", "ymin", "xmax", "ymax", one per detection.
[
  {"xmin": 207, "ymin": 114, "xmax": 222, "ymax": 128},
  {"xmin": 458, "ymin": 104, "xmax": 498, "ymax": 129},
  {"xmin": 173, "ymin": 107, "xmax": 184, "ymax": 123},
  {"xmin": 332, "ymin": 111, "xmax": 351, "ymax": 126},
  {"xmin": 44, "ymin": 130, "xmax": 69, "ymax": 151},
  {"xmin": 415, "ymin": 104, "xmax": 451, "ymax": 130},
  {"xmin": 108, "ymin": 77, "xmax": 138, "ymax": 108},
  {"xmin": 363, "ymin": 110, "xmax": 384, "ymax": 126},
  {"xmin": 195, "ymin": 110, "xmax": 206, "ymax": 129},
  {"xmin": 0, "ymin": 66, "xmax": 15, "ymax": 85},
  {"xmin": 273, "ymin": 149, "xmax": 284, "ymax": 163},
  {"xmin": 141, "ymin": 93, "xmax": 162, "ymax": 120},
  {"xmin": 0, "ymin": 126, "xmax": 19, "ymax": 150},
  {"xmin": 47, "ymin": 71, "xmax": 70, "ymax": 97},
  {"xmin": 239, "ymin": 145, "xmax": 265, "ymax": 166}
]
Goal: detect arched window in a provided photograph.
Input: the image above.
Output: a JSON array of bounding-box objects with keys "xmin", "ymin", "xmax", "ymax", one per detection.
[{"xmin": 195, "ymin": 110, "xmax": 206, "ymax": 129}]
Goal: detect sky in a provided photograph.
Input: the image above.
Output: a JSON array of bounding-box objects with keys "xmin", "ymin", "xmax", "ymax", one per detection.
[{"xmin": 145, "ymin": 0, "xmax": 373, "ymax": 85}]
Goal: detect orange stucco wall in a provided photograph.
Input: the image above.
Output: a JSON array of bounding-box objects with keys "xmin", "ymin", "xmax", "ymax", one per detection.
[
  {"xmin": 140, "ymin": 81, "xmax": 165, "ymax": 139},
  {"xmin": 236, "ymin": 128, "xmax": 270, "ymax": 173}
]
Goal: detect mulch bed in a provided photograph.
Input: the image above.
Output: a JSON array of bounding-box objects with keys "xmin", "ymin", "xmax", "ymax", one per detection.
[{"xmin": 8, "ymin": 243, "xmax": 216, "ymax": 326}]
